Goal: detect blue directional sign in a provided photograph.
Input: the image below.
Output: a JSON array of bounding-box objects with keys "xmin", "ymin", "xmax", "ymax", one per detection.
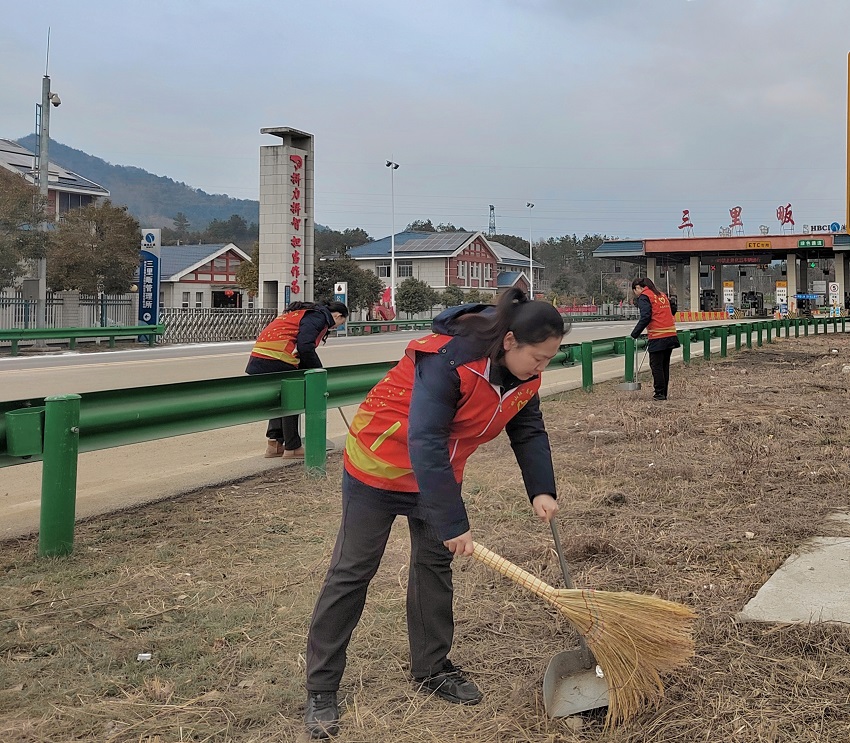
[{"xmin": 138, "ymin": 229, "xmax": 161, "ymax": 336}]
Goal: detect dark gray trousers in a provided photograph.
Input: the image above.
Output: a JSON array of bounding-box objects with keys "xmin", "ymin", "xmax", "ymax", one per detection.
[
  {"xmin": 648, "ymin": 348, "xmax": 673, "ymax": 398},
  {"xmin": 245, "ymin": 356, "xmax": 302, "ymax": 450},
  {"xmin": 265, "ymin": 415, "xmax": 301, "ymax": 450},
  {"xmin": 306, "ymin": 473, "xmax": 454, "ymax": 691}
]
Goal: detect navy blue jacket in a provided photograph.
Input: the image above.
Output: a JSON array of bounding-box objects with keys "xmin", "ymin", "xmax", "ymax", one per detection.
[
  {"xmin": 398, "ymin": 304, "xmax": 557, "ymax": 539},
  {"xmin": 631, "ymin": 295, "xmax": 681, "ymax": 353},
  {"xmin": 245, "ymin": 306, "xmax": 334, "ymax": 374}
]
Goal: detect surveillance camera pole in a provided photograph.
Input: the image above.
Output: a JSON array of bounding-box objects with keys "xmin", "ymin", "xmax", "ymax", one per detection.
[
  {"xmin": 386, "ymin": 160, "xmax": 399, "ymax": 309},
  {"xmin": 35, "ymin": 74, "xmax": 54, "ymax": 333}
]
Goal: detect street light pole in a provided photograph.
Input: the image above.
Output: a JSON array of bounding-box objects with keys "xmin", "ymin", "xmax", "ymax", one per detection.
[
  {"xmin": 526, "ymin": 202, "xmax": 534, "ymax": 298},
  {"xmin": 386, "ymin": 160, "xmax": 399, "ymax": 309}
]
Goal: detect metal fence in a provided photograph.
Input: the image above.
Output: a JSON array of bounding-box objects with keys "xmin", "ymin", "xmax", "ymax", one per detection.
[
  {"xmin": 159, "ymin": 307, "xmax": 276, "ymax": 343},
  {"xmin": 79, "ymin": 294, "xmax": 135, "ymax": 327},
  {"xmin": 0, "ymin": 291, "xmax": 63, "ymax": 329}
]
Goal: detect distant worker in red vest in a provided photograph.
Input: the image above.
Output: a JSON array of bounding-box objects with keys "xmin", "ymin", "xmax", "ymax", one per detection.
[
  {"xmin": 246, "ymin": 300, "xmax": 348, "ymax": 458},
  {"xmin": 303, "ymin": 288, "xmax": 568, "ymax": 739},
  {"xmin": 630, "ymin": 277, "xmax": 680, "ymax": 401}
]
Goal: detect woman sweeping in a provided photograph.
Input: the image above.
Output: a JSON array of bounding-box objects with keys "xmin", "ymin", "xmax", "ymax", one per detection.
[
  {"xmin": 303, "ymin": 288, "xmax": 568, "ymax": 739},
  {"xmin": 246, "ymin": 300, "xmax": 348, "ymax": 458},
  {"xmin": 629, "ymin": 277, "xmax": 680, "ymax": 401}
]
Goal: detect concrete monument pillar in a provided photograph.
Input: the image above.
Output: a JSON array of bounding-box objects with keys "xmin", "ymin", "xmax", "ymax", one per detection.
[{"xmin": 258, "ymin": 127, "xmax": 315, "ymax": 311}]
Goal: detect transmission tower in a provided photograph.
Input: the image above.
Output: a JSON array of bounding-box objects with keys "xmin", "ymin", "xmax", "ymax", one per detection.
[{"xmin": 488, "ymin": 204, "xmax": 496, "ymax": 237}]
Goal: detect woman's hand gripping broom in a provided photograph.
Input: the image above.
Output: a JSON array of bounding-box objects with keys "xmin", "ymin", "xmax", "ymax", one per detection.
[{"xmin": 471, "ymin": 541, "xmax": 695, "ymax": 727}]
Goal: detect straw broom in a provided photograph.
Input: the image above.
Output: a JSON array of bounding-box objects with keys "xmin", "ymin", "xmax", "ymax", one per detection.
[{"xmin": 472, "ymin": 542, "xmax": 695, "ymax": 727}]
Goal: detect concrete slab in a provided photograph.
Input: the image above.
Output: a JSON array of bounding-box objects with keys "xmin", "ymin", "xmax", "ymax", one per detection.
[{"xmin": 739, "ymin": 536, "xmax": 850, "ymax": 624}]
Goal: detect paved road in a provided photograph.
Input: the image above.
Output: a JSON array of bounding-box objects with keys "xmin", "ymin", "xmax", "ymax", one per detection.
[
  {"xmin": 0, "ymin": 319, "xmax": 727, "ymax": 400},
  {"xmin": 0, "ymin": 320, "xmax": 727, "ymax": 539}
]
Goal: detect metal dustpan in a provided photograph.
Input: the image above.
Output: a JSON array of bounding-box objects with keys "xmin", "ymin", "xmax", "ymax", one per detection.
[
  {"xmin": 618, "ymin": 342, "xmax": 643, "ymax": 392},
  {"xmin": 542, "ymin": 518, "xmax": 609, "ymax": 718}
]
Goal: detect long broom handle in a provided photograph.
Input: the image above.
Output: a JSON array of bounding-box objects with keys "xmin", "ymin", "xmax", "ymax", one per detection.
[
  {"xmin": 550, "ymin": 518, "xmax": 596, "ymax": 662},
  {"xmin": 471, "ymin": 543, "xmax": 559, "ymax": 606}
]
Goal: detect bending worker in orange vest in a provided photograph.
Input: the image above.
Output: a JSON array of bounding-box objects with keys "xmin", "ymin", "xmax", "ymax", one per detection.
[
  {"xmin": 246, "ymin": 300, "xmax": 348, "ymax": 458},
  {"xmin": 302, "ymin": 288, "xmax": 569, "ymax": 739},
  {"xmin": 630, "ymin": 277, "xmax": 680, "ymax": 401}
]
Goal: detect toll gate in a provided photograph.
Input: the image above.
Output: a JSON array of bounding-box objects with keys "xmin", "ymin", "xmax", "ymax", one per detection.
[{"xmin": 594, "ymin": 231, "xmax": 850, "ymax": 317}]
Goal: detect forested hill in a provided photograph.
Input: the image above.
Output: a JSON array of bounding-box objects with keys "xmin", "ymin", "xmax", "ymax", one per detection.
[{"xmin": 17, "ymin": 135, "xmax": 259, "ymax": 231}]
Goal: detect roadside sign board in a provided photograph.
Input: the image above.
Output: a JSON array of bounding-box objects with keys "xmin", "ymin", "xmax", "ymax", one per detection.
[
  {"xmin": 798, "ymin": 239, "xmax": 825, "ymax": 247},
  {"xmin": 138, "ymin": 229, "xmax": 161, "ymax": 334},
  {"xmin": 829, "ymin": 281, "xmax": 840, "ymax": 306},
  {"xmin": 334, "ymin": 281, "xmax": 348, "ymax": 336}
]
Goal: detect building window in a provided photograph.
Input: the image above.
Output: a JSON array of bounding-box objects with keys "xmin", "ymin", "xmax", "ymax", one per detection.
[
  {"xmin": 485, "ymin": 264, "xmax": 492, "ymax": 281},
  {"xmin": 195, "ymin": 291, "xmax": 204, "ymax": 308},
  {"xmin": 397, "ymin": 261, "xmax": 413, "ymax": 278},
  {"xmin": 57, "ymin": 192, "xmax": 93, "ymax": 214},
  {"xmin": 181, "ymin": 291, "xmax": 190, "ymax": 309},
  {"xmin": 376, "ymin": 262, "xmax": 390, "ymax": 278},
  {"xmin": 159, "ymin": 291, "xmax": 165, "ymax": 307},
  {"xmin": 471, "ymin": 263, "xmax": 480, "ymax": 280},
  {"xmin": 457, "ymin": 261, "xmax": 465, "ymax": 279}
]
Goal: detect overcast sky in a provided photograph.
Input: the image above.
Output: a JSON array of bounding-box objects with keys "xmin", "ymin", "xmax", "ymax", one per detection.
[{"xmin": 2, "ymin": 0, "xmax": 850, "ymax": 240}]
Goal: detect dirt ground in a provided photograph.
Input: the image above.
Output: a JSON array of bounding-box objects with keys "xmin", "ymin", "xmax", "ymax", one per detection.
[{"xmin": 3, "ymin": 334, "xmax": 850, "ymax": 743}]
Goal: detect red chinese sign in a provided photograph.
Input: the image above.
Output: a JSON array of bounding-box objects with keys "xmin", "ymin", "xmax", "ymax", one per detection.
[
  {"xmin": 776, "ymin": 203, "xmax": 794, "ymax": 226},
  {"xmin": 729, "ymin": 206, "xmax": 743, "ymax": 228},
  {"xmin": 678, "ymin": 209, "xmax": 694, "ymax": 230},
  {"xmin": 289, "ymin": 154, "xmax": 304, "ymax": 295}
]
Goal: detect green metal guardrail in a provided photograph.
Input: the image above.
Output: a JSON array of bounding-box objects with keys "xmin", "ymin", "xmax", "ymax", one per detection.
[
  {"xmin": 343, "ymin": 314, "xmax": 640, "ymax": 336},
  {"xmin": 0, "ymin": 324, "xmax": 165, "ymax": 356},
  {"xmin": 344, "ymin": 320, "xmax": 433, "ymax": 336},
  {"xmin": 1, "ymin": 369, "xmax": 329, "ymax": 557},
  {"xmin": 3, "ymin": 315, "xmax": 845, "ymax": 557}
]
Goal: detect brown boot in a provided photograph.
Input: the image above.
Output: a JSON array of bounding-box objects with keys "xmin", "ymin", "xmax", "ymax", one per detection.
[
  {"xmin": 282, "ymin": 446, "xmax": 306, "ymax": 459},
  {"xmin": 264, "ymin": 440, "xmax": 285, "ymax": 458}
]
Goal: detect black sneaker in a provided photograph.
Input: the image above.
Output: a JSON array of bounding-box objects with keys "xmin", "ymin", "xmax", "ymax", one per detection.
[
  {"xmin": 416, "ymin": 662, "xmax": 483, "ymax": 705},
  {"xmin": 305, "ymin": 691, "xmax": 340, "ymax": 739},
  {"xmin": 653, "ymin": 394, "xmax": 667, "ymax": 401}
]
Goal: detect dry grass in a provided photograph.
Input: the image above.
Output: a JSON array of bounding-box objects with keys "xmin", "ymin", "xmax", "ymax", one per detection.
[{"xmin": 3, "ymin": 335, "xmax": 850, "ymax": 741}]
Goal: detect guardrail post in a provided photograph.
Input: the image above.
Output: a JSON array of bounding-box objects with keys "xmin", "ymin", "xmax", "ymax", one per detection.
[
  {"xmin": 756, "ymin": 322, "xmax": 763, "ymax": 346},
  {"xmin": 38, "ymin": 394, "xmax": 81, "ymax": 558},
  {"xmin": 842, "ymin": 317, "xmax": 847, "ymax": 333},
  {"xmin": 744, "ymin": 323, "xmax": 751, "ymax": 348},
  {"xmin": 733, "ymin": 324, "xmax": 741, "ymax": 351},
  {"xmin": 624, "ymin": 335, "xmax": 636, "ymax": 382},
  {"xmin": 766, "ymin": 321, "xmax": 772, "ymax": 344},
  {"xmin": 803, "ymin": 318, "xmax": 809, "ymax": 336},
  {"xmin": 719, "ymin": 326, "xmax": 728, "ymax": 357},
  {"xmin": 580, "ymin": 342, "xmax": 593, "ymax": 391},
  {"xmin": 677, "ymin": 330, "xmax": 690, "ymax": 365},
  {"xmin": 303, "ymin": 369, "xmax": 328, "ymax": 475},
  {"xmin": 702, "ymin": 328, "xmax": 711, "ymax": 360}
]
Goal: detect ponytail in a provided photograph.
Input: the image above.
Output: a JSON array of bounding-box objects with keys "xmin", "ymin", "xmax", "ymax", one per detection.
[{"xmin": 456, "ymin": 288, "xmax": 569, "ymax": 361}]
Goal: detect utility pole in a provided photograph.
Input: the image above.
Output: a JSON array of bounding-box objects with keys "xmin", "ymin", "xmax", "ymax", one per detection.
[
  {"xmin": 35, "ymin": 33, "xmax": 60, "ymax": 331},
  {"xmin": 526, "ymin": 202, "xmax": 534, "ymax": 298}
]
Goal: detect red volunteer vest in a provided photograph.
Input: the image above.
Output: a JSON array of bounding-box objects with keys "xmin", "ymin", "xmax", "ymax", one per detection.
[
  {"xmin": 343, "ymin": 333, "xmax": 541, "ymax": 492},
  {"xmin": 641, "ymin": 288, "xmax": 677, "ymax": 340},
  {"xmin": 249, "ymin": 309, "xmax": 328, "ymax": 365}
]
